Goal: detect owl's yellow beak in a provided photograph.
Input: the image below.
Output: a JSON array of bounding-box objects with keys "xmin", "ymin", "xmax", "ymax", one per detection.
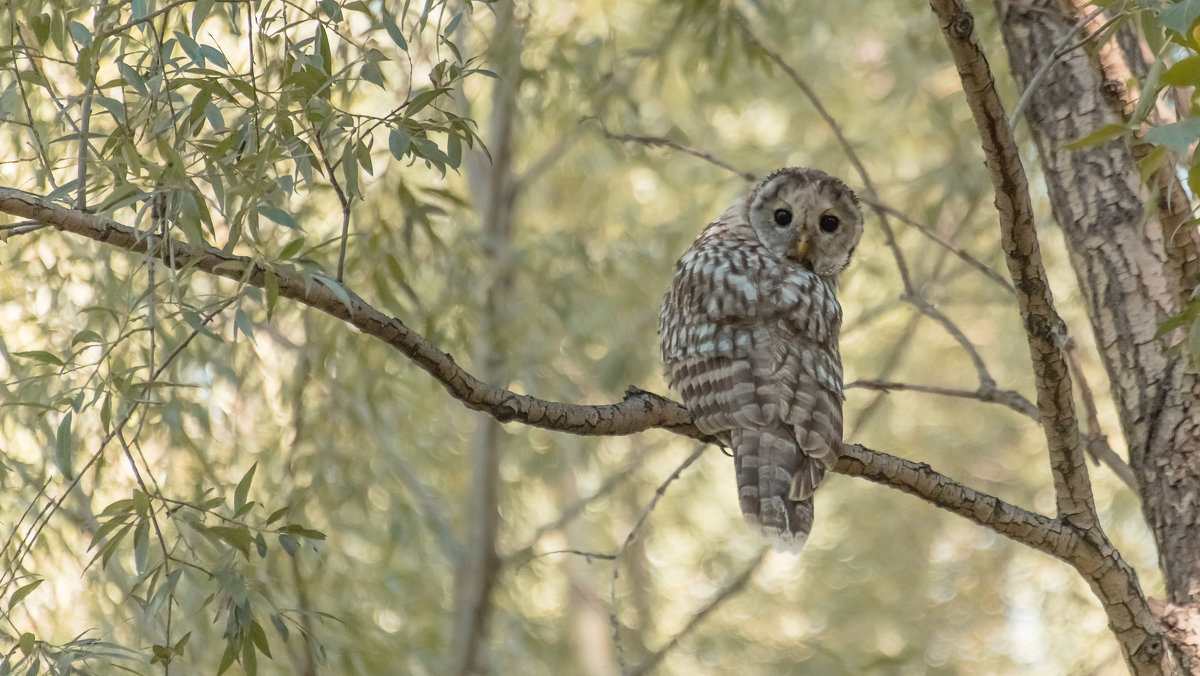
[{"xmin": 792, "ymin": 233, "xmax": 810, "ymax": 263}]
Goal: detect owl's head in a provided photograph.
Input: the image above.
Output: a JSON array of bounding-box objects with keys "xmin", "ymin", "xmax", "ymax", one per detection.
[{"xmin": 745, "ymin": 167, "xmax": 863, "ymax": 278}]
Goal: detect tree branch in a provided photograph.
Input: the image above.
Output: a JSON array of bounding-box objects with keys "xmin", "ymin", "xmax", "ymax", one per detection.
[
  {"xmin": 2, "ymin": 186, "xmax": 1168, "ymax": 671},
  {"xmin": 0, "ymin": 188, "xmax": 703, "ymax": 440},
  {"xmin": 929, "ymin": 0, "xmax": 1095, "ymax": 529},
  {"xmin": 928, "ymin": 2, "xmax": 1169, "ymax": 672}
]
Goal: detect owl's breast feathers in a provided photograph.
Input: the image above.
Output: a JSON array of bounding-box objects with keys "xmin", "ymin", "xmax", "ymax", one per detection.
[{"xmin": 659, "ymin": 216, "xmax": 842, "ymax": 364}]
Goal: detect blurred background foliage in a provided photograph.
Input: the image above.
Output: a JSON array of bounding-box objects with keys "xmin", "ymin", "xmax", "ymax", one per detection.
[{"xmin": 0, "ymin": 0, "xmax": 1166, "ymax": 674}]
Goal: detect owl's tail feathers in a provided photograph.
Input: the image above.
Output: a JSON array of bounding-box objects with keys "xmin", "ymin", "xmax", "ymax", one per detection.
[
  {"xmin": 733, "ymin": 429, "xmax": 818, "ymax": 553},
  {"xmin": 753, "ymin": 496, "xmax": 814, "ymax": 553}
]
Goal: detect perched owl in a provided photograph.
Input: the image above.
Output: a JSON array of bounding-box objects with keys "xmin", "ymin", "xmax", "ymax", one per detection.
[{"xmin": 659, "ymin": 167, "xmax": 863, "ymax": 551}]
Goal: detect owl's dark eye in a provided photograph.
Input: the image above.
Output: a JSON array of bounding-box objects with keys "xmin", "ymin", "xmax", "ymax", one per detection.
[
  {"xmin": 773, "ymin": 209, "xmax": 793, "ymax": 227},
  {"xmin": 819, "ymin": 214, "xmax": 840, "ymax": 232}
]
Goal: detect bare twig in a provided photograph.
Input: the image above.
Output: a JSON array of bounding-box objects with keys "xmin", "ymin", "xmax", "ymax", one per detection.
[
  {"xmin": 1008, "ymin": 5, "xmax": 1112, "ymax": 129},
  {"xmin": 628, "ymin": 549, "xmax": 767, "ymax": 676},
  {"xmin": 861, "ymin": 197, "xmax": 1015, "ymax": 295},
  {"xmin": 594, "ymin": 119, "xmax": 757, "ymax": 183},
  {"xmin": 6, "ymin": 16, "xmax": 57, "ymax": 189},
  {"xmin": 611, "ymin": 446, "xmax": 707, "ymax": 673},
  {"xmin": 503, "ymin": 446, "xmax": 663, "ymax": 569},
  {"xmin": 76, "ymin": 82, "xmax": 94, "ymax": 210},
  {"xmin": 846, "ymin": 379, "xmax": 1038, "ymax": 419},
  {"xmin": 311, "ymin": 132, "xmax": 353, "ymax": 283},
  {"xmin": 1063, "ymin": 340, "xmax": 1137, "ymax": 490}
]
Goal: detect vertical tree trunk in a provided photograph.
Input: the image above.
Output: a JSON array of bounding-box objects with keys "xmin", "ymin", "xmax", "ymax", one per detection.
[
  {"xmin": 451, "ymin": 4, "xmax": 521, "ymax": 674},
  {"xmin": 995, "ymin": 1, "xmax": 1200, "ymax": 670}
]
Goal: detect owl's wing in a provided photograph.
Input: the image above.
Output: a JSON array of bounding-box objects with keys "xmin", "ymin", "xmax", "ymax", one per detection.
[
  {"xmin": 659, "ymin": 216, "xmax": 777, "ymax": 437},
  {"xmin": 772, "ymin": 272, "xmax": 845, "ymax": 500}
]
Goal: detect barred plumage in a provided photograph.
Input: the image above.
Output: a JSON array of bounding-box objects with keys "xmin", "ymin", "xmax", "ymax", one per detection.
[{"xmin": 659, "ymin": 167, "xmax": 863, "ymax": 551}]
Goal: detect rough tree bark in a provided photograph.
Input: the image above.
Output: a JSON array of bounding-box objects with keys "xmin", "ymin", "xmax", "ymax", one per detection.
[{"xmin": 995, "ymin": 0, "xmax": 1200, "ymax": 671}]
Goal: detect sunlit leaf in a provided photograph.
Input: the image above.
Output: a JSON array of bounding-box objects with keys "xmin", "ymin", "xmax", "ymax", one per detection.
[
  {"xmin": 8, "ymin": 579, "xmax": 43, "ymax": 610},
  {"xmin": 234, "ymin": 462, "xmax": 257, "ymax": 510},
  {"xmin": 55, "ymin": 412, "xmax": 73, "ymax": 479}
]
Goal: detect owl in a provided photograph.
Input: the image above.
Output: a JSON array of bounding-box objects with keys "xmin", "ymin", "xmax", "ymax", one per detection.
[{"xmin": 659, "ymin": 167, "xmax": 863, "ymax": 551}]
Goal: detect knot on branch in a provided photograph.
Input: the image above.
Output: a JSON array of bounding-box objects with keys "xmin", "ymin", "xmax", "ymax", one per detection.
[
  {"xmin": 949, "ymin": 11, "xmax": 974, "ymax": 40},
  {"xmin": 491, "ymin": 398, "xmax": 519, "ymax": 423}
]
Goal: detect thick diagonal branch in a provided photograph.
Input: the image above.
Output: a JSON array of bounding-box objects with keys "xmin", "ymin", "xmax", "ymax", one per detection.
[
  {"xmin": 928, "ymin": 3, "xmax": 1170, "ymax": 673},
  {"xmin": 929, "ymin": 0, "xmax": 1094, "ymax": 530}
]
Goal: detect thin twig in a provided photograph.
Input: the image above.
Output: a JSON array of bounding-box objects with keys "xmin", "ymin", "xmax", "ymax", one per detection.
[
  {"xmin": 1062, "ymin": 340, "xmax": 1137, "ymax": 489},
  {"xmin": 504, "ymin": 445, "xmax": 663, "ymax": 569},
  {"xmin": 628, "ymin": 549, "xmax": 767, "ymax": 676},
  {"xmin": 846, "ymin": 378, "xmax": 1038, "ymax": 419},
  {"xmin": 1008, "ymin": 5, "xmax": 1112, "ymax": 129},
  {"xmin": 312, "ymin": 131, "xmax": 353, "ymax": 282},
  {"xmin": 594, "ymin": 119, "xmax": 757, "ymax": 182},
  {"xmin": 861, "ymin": 197, "xmax": 1015, "ymax": 295},
  {"xmin": 611, "ymin": 446, "xmax": 707, "ymax": 673}
]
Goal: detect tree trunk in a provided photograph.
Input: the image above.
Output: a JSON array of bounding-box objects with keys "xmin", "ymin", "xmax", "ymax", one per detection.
[
  {"xmin": 451, "ymin": 4, "xmax": 521, "ymax": 674},
  {"xmin": 996, "ymin": 0, "xmax": 1200, "ymax": 670}
]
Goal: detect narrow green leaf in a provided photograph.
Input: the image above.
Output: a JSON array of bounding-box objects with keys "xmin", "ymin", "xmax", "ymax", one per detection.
[
  {"xmin": 234, "ymin": 462, "xmax": 257, "ymax": 511},
  {"xmin": 406, "ymin": 88, "xmax": 447, "ymax": 115},
  {"xmin": 270, "ymin": 613, "xmax": 289, "ymax": 642},
  {"xmin": 316, "ymin": 24, "xmax": 332, "ymax": 74},
  {"xmin": 173, "ymin": 31, "xmax": 205, "ymax": 66},
  {"xmin": 9, "ymin": 579, "xmax": 43, "ymax": 610},
  {"xmin": 257, "ymin": 205, "xmax": 297, "ymax": 229},
  {"xmin": 234, "ymin": 308, "xmax": 256, "ymax": 343},
  {"xmin": 382, "ymin": 10, "xmax": 408, "ymax": 51},
  {"xmin": 71, "ymin": 330, "xmax": 103, "ymax": 347},
  {"xmin": 133, "ymin": 519, "xmax": 149, "ymax": 576},
  {"xmin": 389, "ymin": 128, "xmax": 411, "ymax": 159},
  {"xmin": 361, "ymin": 61, "xmax": 384, "ymax": 88},
  {"xmin": 1161, "ymin": 0, "xmax": 1200, "ymax": 35},
  {"xmin": 266, "ymin": 507, "xmax": 289, "ymax": 526},
  {"xmin": 12, "ymin": 350, "xmax": 63, "ymax": 366},
  {"xmin": 55, "ymin": 412, "xmax": 74, "ymax": 480},
  {"xmin": 317, "ymin": 276, "xmax": 354, "ymax": 314},
  {"xmin": 250, "ymin": 620, "xmax": 271, "ymax": 658},
  {"xmin": 447, "ymin": 132, "xmax": 462, "ymax": 169},
  {"xmin": 278, "ymin": 237, "xmax": 306, "ymax": 259},
  {"xmin": 191, "ymin": 0, "xmax": 215, "ymax": 33},
  {"xmin": 1145, "ymin": 117, "xmax": 1200, "ymax": 153},
  {"xmin": 31, "ymin": 13, "xmax": 51, "ymax": 44},
  {"xmin": 281, "ymin": 524, "xmax": 326, "ymax": 541},
  {"xmin": 209, "ymin": 525, "xmax": 252, "ymax": 558},
  {"xmin": 88, "ymin": 515, "xmax": 131, "ymax": 551},
  {"xmin": 100, "ymin": 498, "xmax": 135, "ymax": 516},
  {"xmin": 217, "ymin": 641, "xmax": 237, "ymax": 675},
  {"xmin": 264, "ymin": 273, "xmax": 280, "ymax": 319},
  {"xmin": 1059, "ymin": 123, "xmax": 1126, "ymax": 151},
  {"xmin": 1162, "ymin": 55, "xmax": 1200, "ymax": 87},
  {"xmin": 67, "ymin": 20, "xmax": 92, "ymax": 47},
  {"xmin": 243, "ymin": 636, "xmax": 258, "ymax": 676},
  {"xmin": 278, "ymin": 533, "xmax": 299, "ymax": 556}
]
